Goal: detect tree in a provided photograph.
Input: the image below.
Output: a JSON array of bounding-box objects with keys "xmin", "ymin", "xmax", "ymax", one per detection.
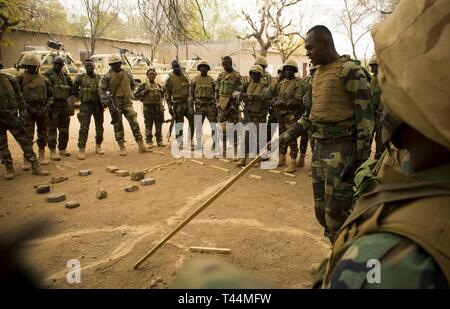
[{"xmin": 238, "ymin": 0, "xmax": 302, "ymax": 58}]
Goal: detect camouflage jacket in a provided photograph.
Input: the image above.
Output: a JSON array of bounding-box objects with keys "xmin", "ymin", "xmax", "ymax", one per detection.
[
  {"xmin": 0, "ymin": 73, "xmax": 26, "ymax": 113},
  {"xmin": 370, "ymin": 75, "xmax": 383, "ymax": 117},
  {"xmin": 235, "ymin": 80, "xmax": 271, "ymax": 118},
  {"xmin": 99, "ymin": 68, "xmax": 136, "ymax": 103},
  {"xmin": 16, "ymin": 72, "xmax": 53, "ymax": 106},
  {"xmin": 215, "ymin": 69, "xmax": 242, "ymax": 99},
  {"xmin": 272, "ymin": 77, "xmax": 305, "ymax": 116},
  {"xmin": 164, "ymin": 71, "xmax": 190, "ymax": 102},
  {"xmin": 72, "ymin": 72, "xmax": 101, "ymax": 103},
  {"xmin": 190, "ymin": 74, "xmax": 216, "ymax": 104},
  {"xmin": 280, "ymin": 55, "xmax": 374, "ymax": 160},
  {"xmin": 43, "ymin": 68, "xmax": 73, "ymax": 101}
]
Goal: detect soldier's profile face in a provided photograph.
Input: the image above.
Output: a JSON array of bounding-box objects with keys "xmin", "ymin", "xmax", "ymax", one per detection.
[{"xmin": 305, "ymin": 33, "xmax": 325, "ymax": 65}]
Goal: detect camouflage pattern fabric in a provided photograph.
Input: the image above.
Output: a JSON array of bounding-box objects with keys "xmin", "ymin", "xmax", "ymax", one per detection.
[
  {"xmin": 112, "ymin": 97, "xmax": 143, "ymax": 143},
  {"xmin": 171, "ymin": 99, "xmax": 194, "ymax": 142},
  {"xmin": 77, "ymin": 102, "xmax": 104, "ymax": 149},
  {"xmin": 143, "ymin": 104, "xmax": 164, "ymax": 143},
  {"xmin": 48, "ymin": 101, "xmax": 71, "ymax": 150},
  {"xmin": 23, "ymin": 113, "xmax": 49, "ymax": 150},
  {"xmin": 370, "ymin": 76, "xmax": 384, "ymax": 159}
]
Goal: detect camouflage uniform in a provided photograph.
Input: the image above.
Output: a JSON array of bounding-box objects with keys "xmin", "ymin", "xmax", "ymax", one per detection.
[
  {"xmin": 72, "ymin": 72, "xmax": 104, "ymax": 150},
  {"xmin": 16, "ymin": 71, "xmax": 53, "ymax": 151},
  {"xmin": 165, "ymin": 71, "xmax": 193, "ymax": 144},
  {"xmin": 190, "ymin": 73, "xmax": 218, "ymax": 148},
  {"xmin": 369, "ymin": 76, "xmax": 384, "ymax": 159},
  {"xmin": 99, "ymin": 68, "xmax": 143, "ymax": 144},
  {"xmin": 0, "ymin": 73, "xmax": 38, "ymax": 167},
  {"xmin": 44, "ymin": 68, "xmax": 73, "ymax": 151},
  {"xmin": 280, "ymin": 55, "xmax": 373, "ymax": 242},
  {"xmin": 134, "ymin": 80, "xmax": 165, "ymax": 144}
]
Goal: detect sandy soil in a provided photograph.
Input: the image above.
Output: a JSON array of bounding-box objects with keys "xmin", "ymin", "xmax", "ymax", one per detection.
[{"xmin": 0, "ymin": 101, "xmax": 330, "ymax": 288}]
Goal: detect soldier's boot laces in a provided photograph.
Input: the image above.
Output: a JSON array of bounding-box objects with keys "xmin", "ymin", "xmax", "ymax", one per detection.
[
  {"xmin": 50, "ymin": 148, "xmax": 61, "ymax": 161},
  {"xmin": 21, "ymin": 157, "xmax": 31, "ymax": 171},
  {"xmin": 38, "ymin": 149, "xmax": 49, "ymax": 165},
  {"xmin": 137, "ymin": 140, "xmax": 151, "ymax": 153},
  {"xmin": 95, "ymin": 144, "xmax": 104, "ymax": 155},
  {"xmin": 4, "ymin": 163, "xmax": 16, "ymax": 180},
  {"xmin": 118, "ymin": 143, "xmax": 127, "ymax": 156},
  {"xmin": 297, "ymin": 154, "xmax": 306, "ymax": 168},
  {"xmin": 285, "ymin": 159, "xmax": 296, "ymax": 173},
  {"xmin": 59, "ymin": 149, "xmax": 71, "ymax": 157},
  {"xmin": 235, "ymin": 157, "xmax": 247, "ymax": 167},
  {"xmin": 31, "ymin": 159, "xmax": 50, "ymax": 176},
  {"xmin": 77, "ymin": 149, "xmax": 86, "ymax": 160},
  {"xmin": 278, "ymin": 154, "xmax": 286, "ymax": 167}
]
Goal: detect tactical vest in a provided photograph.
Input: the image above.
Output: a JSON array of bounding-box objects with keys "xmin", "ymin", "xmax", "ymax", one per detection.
[
  {"xmin": 142, "ymin": 81, "xmax": 163, "ymax": 105},
  {"xmin": 194, "ymin": 75, "xmax": 214, "ymax": 99},
  {"xmin": 310, "ymin": 58, "xmax": 354, "ymax": 123},
  {"xmin": 48, "ymin": 70, "xmax": 71, "ymax": 100},
  {"xmin": 20, "ymin": 72, "xmax": 48, "ymax": 103},
  {"xmin": 169, "ymin": 73, "xmax": 189, "ymax": 99},
  {"xmin": 218, "ymin": 71, "xmax": 240, "ymax": 109},
  {"xmin": 109, "ymin": 70, "xmax": 132, "ymax": 98},
  {"xmin": 79, "ymin": 73, "xmax": 100, "ymax": 103},
  {"xmin": 278, "ymin": 78, "xmax": 297, "ymax": 102},
  {"xmin": 246, "ymin": 81, "xmax": 265, "ymax": 114},
  {"xmin": 325, "ymin": 166, "xmax": 450, "ymax": 286},
  {"xmin": 0, "ymin": 74, "xmax": 17, "ymax": 110}
]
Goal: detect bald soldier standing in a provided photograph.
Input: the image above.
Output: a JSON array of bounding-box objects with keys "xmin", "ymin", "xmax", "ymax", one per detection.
[
  {"xmin": 270, "ymin": 26, "xmax": 374, "ymax": 242},
  {"xmin": 322, "ymin": 0, "xmax": 449, "ymax": 288}
]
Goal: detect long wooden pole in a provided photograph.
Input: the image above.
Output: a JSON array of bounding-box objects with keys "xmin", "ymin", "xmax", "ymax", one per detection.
[{"xmin": 133, "ymin": 152, "xmax": 265, "ymax": 270}]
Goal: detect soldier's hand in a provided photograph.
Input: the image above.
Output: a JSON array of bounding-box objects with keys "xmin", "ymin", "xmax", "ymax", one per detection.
[{"xmin": 264, "ymin": 137, "xmax": 280, "ymax": 152}]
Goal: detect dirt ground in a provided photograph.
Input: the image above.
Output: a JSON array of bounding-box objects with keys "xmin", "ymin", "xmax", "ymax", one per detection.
[{"xmin": 0, "ymin": 102, "xmax": 330, "ymax": 289}]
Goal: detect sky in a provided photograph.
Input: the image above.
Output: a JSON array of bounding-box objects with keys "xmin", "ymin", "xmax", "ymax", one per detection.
[{"xmin": 59, "ymin": 0, "xmax": 376, "ymax": 60}]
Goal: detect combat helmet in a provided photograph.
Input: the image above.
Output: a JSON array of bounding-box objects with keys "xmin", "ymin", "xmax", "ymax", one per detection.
[
  {"xmin": 108, "ymin": 54, "xmax": 123, "ymax": 65},
  {"xmin": 197, "ymin": 59, "xmax": 211, "ymax": 71},
  {"xmin": 283, "ymin": 59, "xmax": 298, "ymax": 73},
  {"xmin": 22, "ymin": 54, "xmax": 41, "ymax": 66},
  {"xmin": 53, "ymin": 56, "xmax": 66, "ymax": 64},
  {"xmin": 249, "ymin": 64, "xmax": 264, "ymax": 76},
  {"xmin": 254, "ymin": 56, "xmax": 268, "ymax": 67}
]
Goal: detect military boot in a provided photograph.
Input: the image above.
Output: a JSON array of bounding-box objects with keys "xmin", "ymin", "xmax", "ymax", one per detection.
[
  {"xmin": 21, "ymin": 157, "xmax": 31, "ymax": 171},
  {"xmin": 4, "ymin": 163, "xmax": 16, "ymax": 180},
  {"xmin": 147, "ymin": 141, "xmax": 154, "ymax": 149},
  {"xmin": 50, "ymin": 148, "xmax": 61, "ymax": 161},
  {"xmin": 95, "ymin": 144, "xmax": 104, "ymax": 155},
  {"xmin": 278, "ymin": 154, "xmax": 286, "ymax": 167},
  {"xmin": 137, "ymin": 140, "xmax": 151, "ymax": 153},
  {"xmin": 31, "ymin": 159, "xmax": 50, "ymax": 176},
  {"xmin": 285, "ymin": 159, "xmax": 296, "ymax": 173},
  {"xmin": 235, "ymin": 157, "xmax": 247, "ymax": 167},
  {"xmin": 297, "ymin": 154, "xmax": 306, "ymax": 168},
  {"xmin": 59, "ymin": 149, "xmax": 71, "ymax": 157},
  {"xmin": 77, "ymin": 149, "xmax": 86, "ymax": 160},
  {"xmin": 118, "ymin": 143, "xmax": 127, "ymax": 156},
  {"xmin": 38, "ymin": 148, "xmax": 49, "ymax": 165},
  {"xmin": 157, "ymin": 140, "xmax": 166, "ymax": 147}
]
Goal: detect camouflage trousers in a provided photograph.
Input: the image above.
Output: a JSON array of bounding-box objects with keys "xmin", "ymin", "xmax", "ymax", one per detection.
[
  {"xmin": 23, "ymin": 109, "xmax": 49, "ymax": 150},
  {"xmin": 279, "ymin": 113, "xmax": 301, "ymax": 159},
  {"xmin": 172, "ymin": 99, "xmax": 194, "ymax": 142},
  {"xmin": 77, "ymin": 101, "xmax": 104, "ymax": 149},
  {"xmin": 48, "ymin": 100, "xmax": 70, "ymax": 151},
  {"xmin": 0, "ymin": 111, "xmax": 36, "ymax": 165},
  {"xmin": 113, "ymin": 97, "xmax": 143, "ymax": 144},
  {"xmin": 218, "ymin": 99, "xmax": 240, "ymax": 147},
  {"xmin": 194, "ymin": 101, "xmax": 218, "ymax": 146},
  {"xmin": 311, "ymin": 137, "xmax": 355, "ymax": 242},
  {"xmin": 143, "ymin": 103, "xmax": 164, "ymax": 143}
]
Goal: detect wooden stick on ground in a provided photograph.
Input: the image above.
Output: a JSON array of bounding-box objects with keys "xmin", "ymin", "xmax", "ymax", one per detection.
[{"xmin": 132, "ymin": 152, "xmax": 265, "ymax": 270}]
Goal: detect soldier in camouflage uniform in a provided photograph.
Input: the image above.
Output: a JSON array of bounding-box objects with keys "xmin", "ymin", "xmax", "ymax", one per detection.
[
  {"xmin": 16, "ymin": 54, "xmax": 53, "ymax": 168},
  {"xmin": 165, "ymin": 60, "xmax": 194, "ymax": 148},
  {"xmin": 99, "ymin": 54, "xmax": 150, "ymax": 156},
  {"xmin": 189, "ymin": 60, "xmax": 218, "ymax": 151},
  {"xmin": 254, "ymin": 56, "xmax": 272, "ymax": 87},
  {"xmin": 321, "ymin": 1, "xmax": 449, "ymax": 288},
  {"xmin": 215, "ymin": 56, "xmax": 242, "ymax": 159},
  {"xmin": 266, "ymin": 68, "xmax": 286, "ymax": 145},
  {"xmin": 134, "ymin": 67, "xmax": 165, "ymax": 148},
  {"xmin": 44, "ymin": 56, "xmax": 73, "ymax": 161},
  {"xmin": 72, "ymin": 58, "xmax": 104, "ymax": 160},
  {"xmin": 368, "ymin": 55, "xmax": 384, "ymax": 160},
  {"xmin": 272, "ymin": 26, "xmax": 373, "ymax": 242},
  {"xmin": 303, "ymin": 64, "xmax": 317, "ymax": 176},
  {"xmin": 234, "ymin": 65, "xmax": 271, "ymax": 167},
  {"xmin": 272, "ymin": 59, "xmax": 305, "ymax": 173},
  {"xmin": 0, "ymin": 69, "xmax": 49, "ymax": 180}
]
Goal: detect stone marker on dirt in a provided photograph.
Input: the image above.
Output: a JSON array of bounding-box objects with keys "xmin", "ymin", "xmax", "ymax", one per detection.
[
  {"xmin": 116, "ymin": 170, "xmax": 130, "ymax": 177},
  {"xmin": 285, "ymin": 181, "xmax": 297, "ymax": 186},
  {"xmin": 65, "ymin": 201, "xmax": 80, "ymax": 209},
  {"xmin": 51, "ymin": 176, "xmax": 69, "ymax": 184},
  {"xmin": 79, "ymin": 169, "xmax": 92, "ymax": 176},
  {"xmin": 249, "ymin": 174, "xmax": 263, "ymax": 180},
  {"xmin": 189, "ymin": 247, "xmax": 231, "ymax": 254},
  {"xmin": 36, "ymin": 184, "xmax": 51, "ymax": 194},
  {"xmin": 210, "ymin": 165, "xmax": 230, "ymax": 173},
  {"xmin": 46, "ymin": 193, "xmax": 66, "ymax": 203},
  {"xmin": 140, "ymin": 178, "xmax": 156, "ymax": 186},
  {"xmin": 106, "ymin": 166, "xmax": 119, "ymax": 173},
  {"xmin": 130, "ymin": 171, "xmax": 146, "ymax": 181},
  {"xmin": 125, "ymin": 185, "xmax": 139, "ymax": 192},
  {"xmin": 284, "ymin": 172, "xmax": 296, "ymax": 178},
  {"xmin": 96, "ymin": 189, "xmax": 108, "ymax": 199}
]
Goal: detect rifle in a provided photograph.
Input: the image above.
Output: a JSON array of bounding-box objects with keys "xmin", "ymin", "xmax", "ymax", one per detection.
[{"xmin": 104, "ymin": 91, "xmax": 121, "ymax": 125}]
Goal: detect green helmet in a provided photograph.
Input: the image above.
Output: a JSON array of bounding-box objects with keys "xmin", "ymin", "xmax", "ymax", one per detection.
[
  {"xmin": 369, "ymin": 55, "xmax": 377, "ymax": 65},
  {"xmin": 53, "ymin": 56, "xmax": 66, "ymax": 64},
  {"xmin": 283, "ymin": 59, "xmax": 298, "ymax": 73},
  {"xmin": 108, "ymin": 54, "xmax": 123, "ymax": 65},
  {"xmin": 22, "ymin": 54, "xmax": 41, "ymax": 66},
  {"xmin": 197, "ymin": 59, "xmax": 211, "ymax": 71},
  {"xmin": 249, "ymin": 64, "xmax": 264, "ymax": 76},
  {"xmin": 254, "ymin": 56, "xmax": 268, "ymax": 67}
]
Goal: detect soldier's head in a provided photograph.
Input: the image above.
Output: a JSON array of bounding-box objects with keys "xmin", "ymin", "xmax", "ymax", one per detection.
[
  {"xmin": 305, "ymin": 25, "xmax": 337, "ymax": 65},
  {"xmin": 108, "ymin": 54, "xmax": 123, "ymax": 72},
  {"xmin": 146, "ymin": 68, "xmax": 157, "ymax": 82},
  {"xmin": 249, "ymin": 65, "xmax": 263, "ymax": 82},
  {"xmin": 283, "ymin": 59, "xmax": 298, "ymax": 79},
  {"xmin": 53, "ymin": 56, "xmax": 65, "ymax": 72},
  {"xmin": 221, "ymin": 56, "xmax": 233, "ymax": 72},
  {"xmin": 368, "ymin": 55, "xmax": 378, "ymax": 76},
  {"xmin": 373, "ymin": 0, "xmax": 450, "ymax": 174},
  {"xmin": 84, "ymin": 59, "xmax": 95, "ymax": 75},
  {"xmin": 277, "ymin": 68, "xmax": 286, "ymax": 82},
  {"xmin": 254, "ymin": 56, "xmax": 268, "ymax": 71},
  {"xmin": 172, "ymin": 60, "xmax": 181, "ymax": 75},
  {"xmin": 22, "ymin": 54, "xmax": 40, "ymax": 75},
  {"xmin": 197, "ymin": 59, "xmax": 210, "ymax": 77}
]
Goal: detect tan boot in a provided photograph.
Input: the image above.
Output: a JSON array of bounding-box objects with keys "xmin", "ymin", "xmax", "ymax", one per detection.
[
  {"xmin": 38, "ymin": 148, "xmax": 49, "ymax": 165},
  {"xmin": 118, "ymin": 143, "xmax": 127, "ymax": 156},
  {"xmin": 278, "ymin": 154, "xmax": 286, "ymax": 167},
  {"xmin": 95, "ymin": 144, "xmax": 104, "ymax": 155},
  {"xmin": 4, "ymin": 163, "xmax": 16, "ymax": 180},
  {"xmin": 21, "ymin": 157, "xmax": 31, "ymax": 171},
  {"xmin": 157, "ymin": 140, "xmax": 166, "ymax": 147},
  {"xmin": 77, "ymin": 149, "xmax": 86, "ymax": 160},
  {"xmin": 297, "ymin": 154, "xmax": 306, "ymax": 168},
  {"xmin": 235, "ymin": 157, "xmax": 247, "ymax": 167},
  {"xmin": 137, "ymin": 140, "xmax": 151, "ymax": 153},
  {"xmin": 31, "ymin": 159, "xmax": 50, "ymax": 176},
  {"xmin": 147, "ymin": 141, "xmax": 154, "ymax": 149},
  {"xmin": 59, "ymin": 149, "xmax": 71, "ymax": 157},
  {"xmin": 285, "ymin": 159, "xmax": 297, "ymax": 173},
  {"xmin": 50, "ymin": 148, "xmax": 61, "ymax": 161}
]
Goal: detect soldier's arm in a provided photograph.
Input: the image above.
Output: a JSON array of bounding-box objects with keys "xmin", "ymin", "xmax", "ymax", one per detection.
[
  {"xmin": 215, "ymin": 74, "xmax": 222, "ymax": 100},
  {"xmin": 66, "ymin": 73, "xmax": 73, "ymax": 88},
  {"xmin": 164, "ymin": 77, "xmax": 172, "ymax": 101},
  {"xmin": 9, "ymin": 76, "xmax": 27, "ymax": 114},
  {"xmin": 344, "ymin": 67, "xmax": 374, "ymax": 161},
  {"xmin": 133, "ymin": 83, "xmax": 146, "ymax": 100},
  {"xmin": 128, "ymin": 70, "xmax": 136, "ymax": 91},
  {"xmin": 189, "ymin": 79, "xmax": 196, "ymax": 106},
  {"xmin": 71, "ymin": 75, "xmax": 81, "ymax": 98},
  {"xmin": 98, "ymin": 73, "xmax": 111, "ymax": 103},
  {"xmin": 45, "ymin": 77, "xmax": 54, "ymax": 105}
]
